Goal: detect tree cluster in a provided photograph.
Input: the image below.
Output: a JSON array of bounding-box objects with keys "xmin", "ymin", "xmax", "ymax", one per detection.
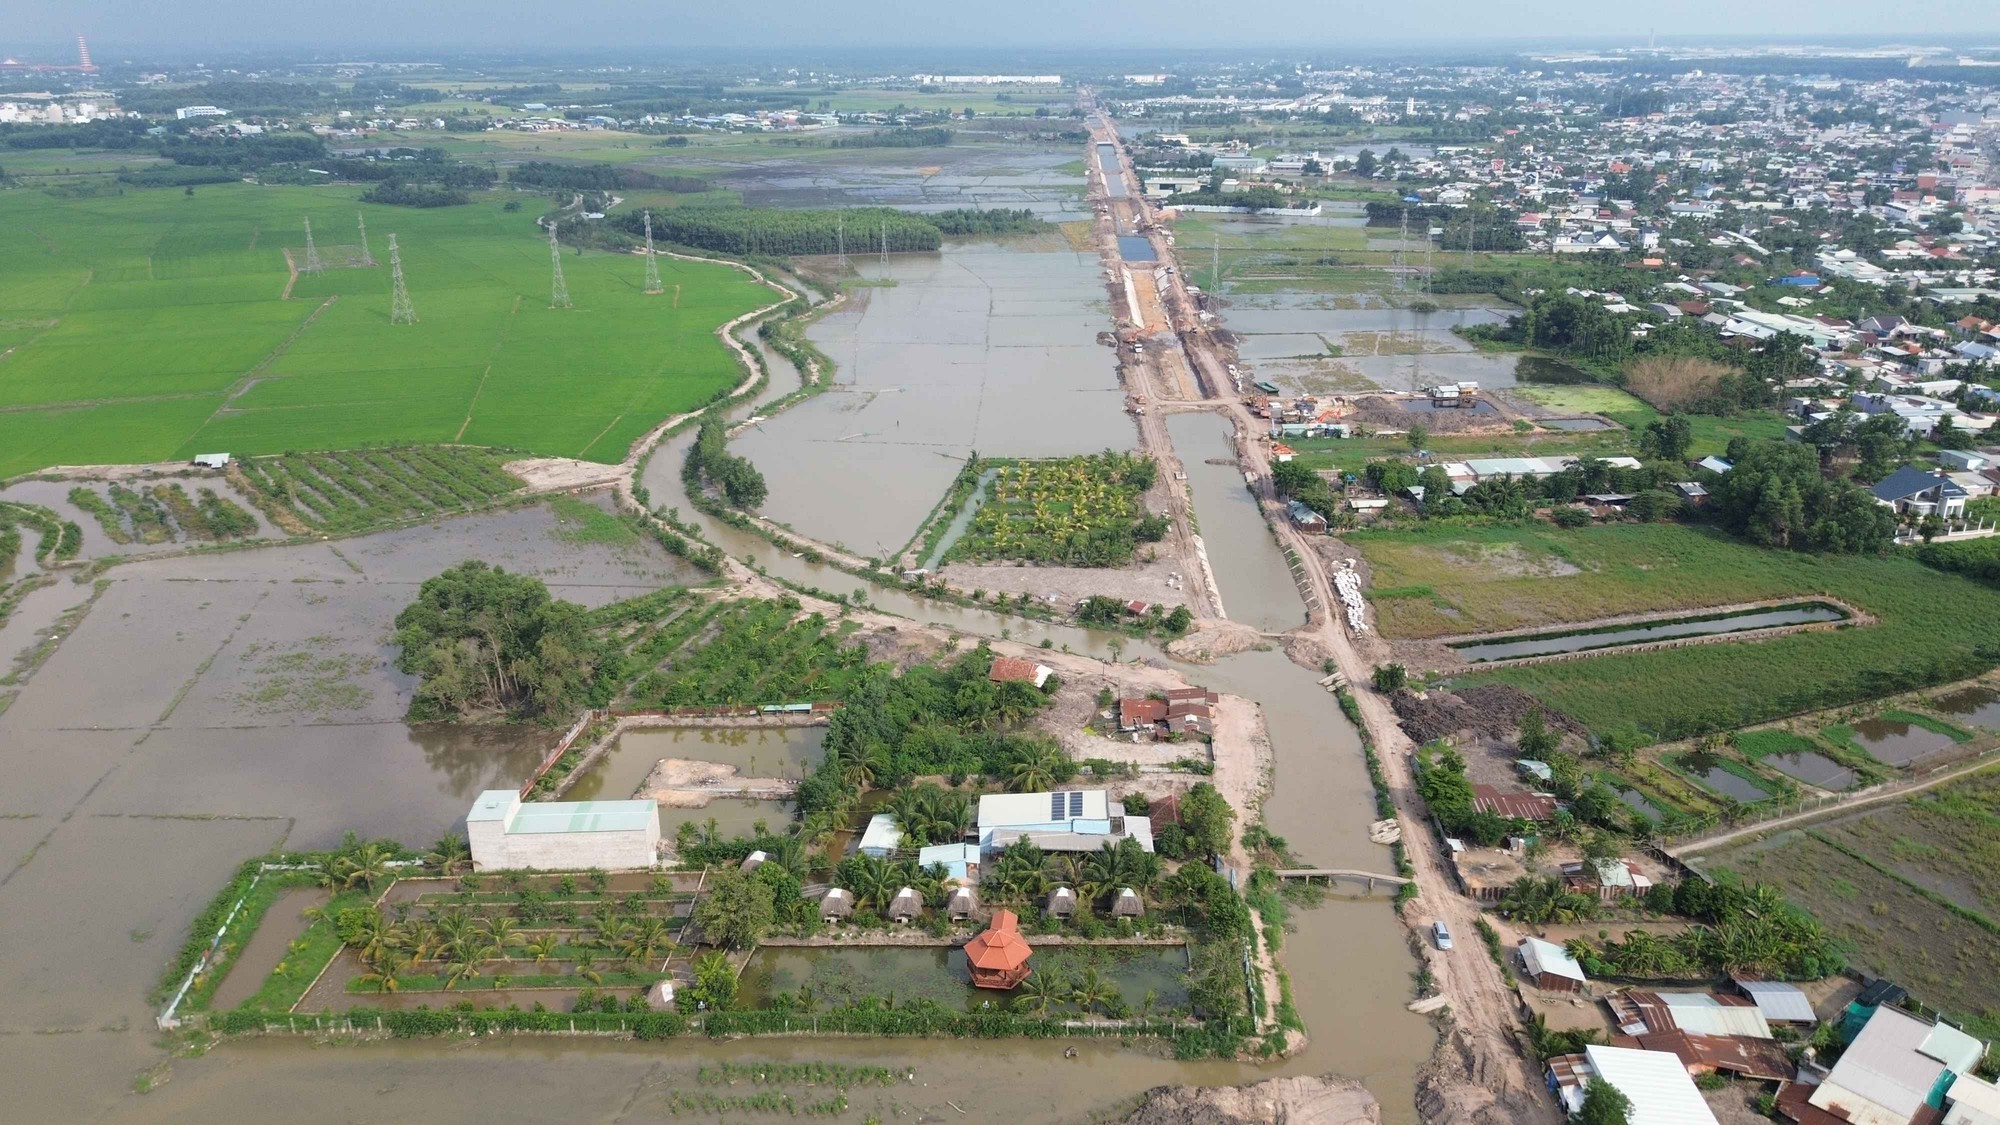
[
  {"xmin": 391, "ymin": 561, "xmax": 609, "ymax": 721},
  {"xmin": 684, "ymin": 419, "xmax": 768, "ymax": 509},
  {"xmin": 1709, "ymin": 438, "xmax": 1899, "ymax": 554}
]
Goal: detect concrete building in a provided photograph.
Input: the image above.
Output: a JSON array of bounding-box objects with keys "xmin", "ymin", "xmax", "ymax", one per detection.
[
  {"xmin": 465, "ymin": 789, "xmax": 658, "ymax": 871},
  {"xmin": 977, "ymin": 789, "xmax": 1152, "ymax": 855}
]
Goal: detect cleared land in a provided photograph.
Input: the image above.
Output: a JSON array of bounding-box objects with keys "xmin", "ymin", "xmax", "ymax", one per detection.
[
  {"xmin": 1354, "ymin": 523, "xmax": 2000, "ymax": 737},
  {"xmin": 1706, "ymin": 768, "xmax": 2000, "ymax": 1037},
  {"xmin": 0, "ymin": 184, "xmax": 769, "ymax": 477}
]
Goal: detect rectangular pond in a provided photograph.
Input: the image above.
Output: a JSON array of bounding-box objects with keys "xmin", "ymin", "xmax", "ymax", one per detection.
[
  {"xmin": 738, "ymin": 944, "xmax": 1191, "ymax": 1015},
  {"xmin": 1672, "ymin": 757, "xmax": 1774, "ymax": 803},
  {"xmin": 1760, "ymin": 750, "xmax": 1855, "ymax": 791},
  {"xmin": 1932, "ymin": 686, "xmax": 2000, "ymax": 732},
  {"xmin": 1450, "ymin": 603, "xmax": 1846, "ymax": 663},
  {"xmin": 1836, "ymin": 717, "xmax": 1960, "ymax": 767},
  {"xmin": 1117, "ymin": 235, "xmax": 1157, "ymax": 261}
]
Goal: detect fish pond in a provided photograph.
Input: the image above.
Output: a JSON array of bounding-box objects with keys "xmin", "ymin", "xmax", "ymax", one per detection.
[
  {"xmin": 1931, "ymin": 686, "xmax": 2000, "ymax": 732},
  {"xmin": 737, "ymin": 944, "xmax": 1192, "ymax": 1015},
  {"xmin": 1449, "ymin": 603, "xmax": 1846, "ymax": 663},
  {"xmin": 1827, "ymin": 712, "xmax": 1970, "ymax": 767}
]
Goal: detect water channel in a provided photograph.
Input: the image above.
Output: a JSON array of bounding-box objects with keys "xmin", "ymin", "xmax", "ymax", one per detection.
[{"xmin": 1450, "ymin": 603, "xmax": 1845, "ymax": 663}]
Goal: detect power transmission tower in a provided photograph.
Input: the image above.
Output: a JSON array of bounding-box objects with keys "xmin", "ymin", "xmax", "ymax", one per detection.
[
  {"xmin": 1211, "ymin": 233, "xmax": 1220, "ymax": 291},
  {"xmin": 387, "ymin": 234, "xmax": 416, "ymax": 325},
  {"xmin": 836, "ymin": 213, "xmax": 847, "ymax": 273},
  {"xmin": 1423, "ymin": 225, "xmax": 1434, "ymax": 294},
  {"xmin": 301, "ymin": 217, "xmax": 323, "ymax": 274},
  {"xmin": 642, "ymin": 210, "xmax": 663, "ymax": 295},
  {"xmin": 548, "ymin": 223, "xmax": 571, "ymax": 309},
  {"xmin": 1392, "ymin": 208, "xmax": 1409, "ymax": 292},
  {"xmin": 356, "ymin": 213, "xmax": 375, "ymax": 267},
  {"xmin": 878, "ymin": 221, "xmax": 888, "ymax": 269},
  {"xmin": 1465, "ymin": 210, "xmax": 1476, "ymax": 267}
]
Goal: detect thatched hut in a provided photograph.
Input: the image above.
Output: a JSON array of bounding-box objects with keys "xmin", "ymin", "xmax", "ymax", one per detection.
[
  {"xmin": 1046, "ymin": 885, "xmax": 1078, "ymax": 921},
  {"xmin": 946, "ymin": 885, "xmax": 978, "ymax": 921},
  {"xmin": 888, "ymin": 886, "xmax": 923, "ymax": 924},
  {"xmin": 1110, "ymin": 886, "xmax": 1144, "ymax": 918},
  {"xmin": 819, "ymin": 887, "xmax": 854, "ymax": 923}
]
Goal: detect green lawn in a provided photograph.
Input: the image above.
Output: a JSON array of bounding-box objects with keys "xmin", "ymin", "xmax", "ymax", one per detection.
[
  {"xmin": 0, "ymin": 184, "xmax": 770, "ymax": 476},
  {"xmin": 1355, "ymin": 522, "xmax": 2000, "ymax": 739}
]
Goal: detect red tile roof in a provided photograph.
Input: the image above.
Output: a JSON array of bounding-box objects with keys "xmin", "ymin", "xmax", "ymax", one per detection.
[{"xmin": 989, "ymin": 658, "xmax": 1042, "ymax": 684}]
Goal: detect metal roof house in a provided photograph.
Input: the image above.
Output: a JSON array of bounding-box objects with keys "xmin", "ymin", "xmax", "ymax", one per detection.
[
  {"xmin": 1548, "ymin": 1044, "xmax": 1720, "ymax": 1124},
  {"xmin": 917, "ymin": 843, "xmax": 980, "ymax": 881},
  {"xmin": 977, "ymin": 790, "xmax": 1152, "ymax": 855},
  {"xmin": 465, "ymin": 789, "xmax": 659, "ymax": 871},
  {"xmin": 1872, "ymin": 465, "xmax": 1969, "ymax": 518},
  {"xmin": 1785, "ymin": 1005, "xmax": 1988, "ymax": 1125},
  {"xmin": 1519, "ymin": 937, "xmax": 1588, "ymax": 992},
  {"xmin": 1733, "ymin": 979, "xmax": 1817, "ymax": 1025},
  {"xmin": 857, "ymin": 814, "xmax": 902, "ymax": 858}
]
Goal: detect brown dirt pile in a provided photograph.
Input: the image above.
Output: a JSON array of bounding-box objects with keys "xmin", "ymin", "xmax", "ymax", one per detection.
[
  {"xmin": 1121, "ymin": 1074, "xmax": 1381, "ymax": 1125},
  {"xmin": 1390, "ymin": 685, "xmax": 1589, "ymax": 746}
]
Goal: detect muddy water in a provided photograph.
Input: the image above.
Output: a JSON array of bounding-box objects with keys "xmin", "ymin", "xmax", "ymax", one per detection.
[
  {"xmin": 1762, "ymin": 751, "xmax": 1855, "ymax": 791},
  {"xmin": 1843, "ymin": 717, "xmax": 1958, "ymax": 767},
  {"xmin": 210, "ymin": 887, "xmax": 324, "ymax": 1011},
  {"xmin": 739, "ymin": 945, "xmax": 1192, "ymax": 1013},
  {"xmin": 1933, "ymin": 686, "xmax": 2000, "ymax": 731},
  {"xmin": 722, "ymin": 146, "xmax": 1088, "ymax": 221},
  {"xmin": 732, "ymin": 243, "xmax": 1130, "ymax": 555},
  {"xmin": 569, "ymin": 726, "xmax": 827, "ymax": 804},
  {"xmin": 1167, "ymin": 412, "xmax": 1304, "ymax": 633}
]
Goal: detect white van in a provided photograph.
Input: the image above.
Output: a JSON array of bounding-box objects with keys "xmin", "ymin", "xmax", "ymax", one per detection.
[{"xmin": 1431, "ymin": 921, "xmax": 1453, "ymax": 950}]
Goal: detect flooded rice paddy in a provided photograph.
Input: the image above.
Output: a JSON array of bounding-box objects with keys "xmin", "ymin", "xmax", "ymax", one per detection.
[
  {"xmin": 722, "ymin": 145, "xmax": 1089, "ymax": 221},
  {"xmin": 738, "ymin": 945, "xmax": 1192, "ymax": 1013},
  {"xmin": 1450, "ymin": 603, "xmax": 1846, "ymax": 663},
  {"xmin": 732, "ymin": 243, "xmax": 1132, "ymax": 557}
]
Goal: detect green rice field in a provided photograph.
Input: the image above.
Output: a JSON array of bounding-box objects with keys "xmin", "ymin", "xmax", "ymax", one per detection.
[{"xmin": 0, "ymin": 184, "xmax": 772, "ymax": 477}]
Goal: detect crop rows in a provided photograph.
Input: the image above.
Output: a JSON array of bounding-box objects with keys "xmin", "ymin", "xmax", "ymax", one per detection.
[
  {"xmin": 108, "ymin": 484, "xmax": 174, "ymax": 544},
  {"xmin": 627, "ymin": 598, "xmax": 868, "ymax": 707},
  {"xmin": 233, "ymin": 446, "xmax": 522, "ymax": 533}
]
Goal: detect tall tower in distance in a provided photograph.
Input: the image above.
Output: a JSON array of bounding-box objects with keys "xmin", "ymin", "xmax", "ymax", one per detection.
[
  {"xmin": 356, "ymin": 213, "xmax": 375, "ymax": 267},
  {"xmin": 76, "ymin": 35, "xmax": 95, "ymax": 73},
  {"xmin": 548, "ymin": 224, "xmax": 571, "ymax": 309},
  {"xmin": 388, "ymin": 234, "xmax": 416, "ymax": 325}
]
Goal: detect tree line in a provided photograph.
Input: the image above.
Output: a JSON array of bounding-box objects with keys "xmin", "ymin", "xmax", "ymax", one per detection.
[
  {"xmin": 508, "ymin": 160, "xmax": 712, "ymax": 194},
  {"xmin": 683, "ymin": 419, "xmax": 768, "ymax": 509}
]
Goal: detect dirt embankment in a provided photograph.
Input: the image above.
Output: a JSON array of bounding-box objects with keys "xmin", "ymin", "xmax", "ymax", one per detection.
[
  {"xmin": 1390, "ymin": 684, "xmax": 1592, "ymax": 747},
  {"xmin": 1120, "ymin": 1074, "xmax": 1381, "ymax": 1125},
  {"xmin": 1415, "ymin": 1027, "xmax": 1555, "ymax": 1125},
  {"xmin": 637, "ymin": 758, "xmax": 795, "ymax": 807}
]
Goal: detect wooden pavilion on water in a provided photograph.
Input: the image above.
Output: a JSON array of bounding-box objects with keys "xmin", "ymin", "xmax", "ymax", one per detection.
[{"xmin": 963, "ymin": 908, "xmax": 1033, "ymax": 990}]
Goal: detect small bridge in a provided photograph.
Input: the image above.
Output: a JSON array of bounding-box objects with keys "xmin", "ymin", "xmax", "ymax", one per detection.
[{"xmin": 1274, "ymin": 868, "xmax": 1411, "ymax": 892}]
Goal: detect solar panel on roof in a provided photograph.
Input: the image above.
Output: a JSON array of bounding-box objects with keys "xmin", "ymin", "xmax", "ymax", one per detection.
[
  {"xmin": 1051, "ymin": 793, "xmax": 1065, "ymax": 819},
  {"xmin": 1069, "ymin": 791, "xmax": 1083, "ymax": 817}
]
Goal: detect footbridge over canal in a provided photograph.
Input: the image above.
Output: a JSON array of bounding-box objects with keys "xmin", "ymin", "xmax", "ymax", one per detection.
[{"xmin": 1274, "ymin": 868, "xmax": 1411, "ymax": 892}]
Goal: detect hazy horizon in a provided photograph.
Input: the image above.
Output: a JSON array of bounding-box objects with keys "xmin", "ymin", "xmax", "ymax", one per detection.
[{"xmin": 8, "ymin": 0, "xmax": 2000, "ymax": 56}]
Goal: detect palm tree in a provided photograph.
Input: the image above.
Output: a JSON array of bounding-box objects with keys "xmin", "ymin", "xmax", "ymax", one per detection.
[
  {"xmin": 620, "ymin": 917, "xmax": 674, "ymax": 967},
  {"xmin": 836, "ymin": 742, "xmax": 889, "ymax": 789},
  {"xmin": 402, "ymin": 920, "xmax": 443, "ymax": 963},
  {"xmin": 590, "ymin": 908, "xmax": 627, "ymax": 951},
  {"xmin": 1012, "ymin": 969, "xmax": 1067, "ymax": 1016},
  {"xmin": 571, "ymin": 952, "xmax": 605, "ymax": 986},
  {"xmin": 1071, "ymin": 967, "xmax": 1117, "ymax": 1015},
  {"xmin": 359, "ymin": 953, "xmax": 413, "ymax": 994},
  {"xmin": 1005, "ymin": 743, "xmax": 1065, "ymax": 792},
  {"xmin": 523, "ymin": 933, "xmax": 561, "ymax": 966},
  {"xmin": 336, "ymin": 844, "xmax": 394, "ymax": 892},
  {"xmin": 444, "ymin": 941, "xmax": 497, "ymax": 989},
  {"xmin": 851, "ymin": 857, "xmax": 899, "ymax": 912},
  {"xmin": 425, "ymin": 833, "xmax": 473, "ymax": 875}
]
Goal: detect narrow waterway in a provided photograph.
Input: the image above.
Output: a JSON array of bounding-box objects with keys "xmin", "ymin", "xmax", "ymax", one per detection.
[{"xmin": 1165, "ymin": 412, "xmax": 1306, "ymax": 634}]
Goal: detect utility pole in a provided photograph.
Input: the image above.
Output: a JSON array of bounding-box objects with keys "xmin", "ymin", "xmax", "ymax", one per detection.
[
  {"xmin": 1211, "ymin": 233, "xmax": 1220, "ymax": 291},
  {"xmin": 356, "ymin": 213, "xmax": 375, "ymax": 267},
  {"xmin": 642, "ymin": 210, "xmax": 663, "ymax": 295},
  {"xmin": 878, "ymin": 221, "xmax": 888, "ymax": 269},
  {"xmin": 548, "ymin": 224, "xmax": 571, "ymax": 308},
  {"xmin": 387, "ymin": 234, "xmax": 415, "ymax": 324},
  {"xmin": 836, "ymin": 213, "xmax": 847, "ymax": 273},
  {"xmin": 1393, "ymin": 207, "xmax": 1409, "ymax": 292},
  {"xmin": 301, "ymin": 217, "xmax": 323, "ymax": 274}
]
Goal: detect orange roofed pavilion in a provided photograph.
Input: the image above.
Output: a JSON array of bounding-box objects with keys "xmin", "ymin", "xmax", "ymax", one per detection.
[{"xmin": 963, "ymin": 908, "xmax": 1033, "ymax": 990}]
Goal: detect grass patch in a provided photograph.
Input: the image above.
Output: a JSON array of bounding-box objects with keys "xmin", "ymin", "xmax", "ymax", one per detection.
[
  {"xmin": 623, "ymin": 597, "xmax": 869, "ymax": 707},
  {"xmin": 230, "ymin": 886, "xmax": 372, "ymax": 1013},
  {"xmin": 548, "ymin": 495, "xmax": 641, "ymax": 548},
  {"xmin": 1878, "ymin": 709, "xmax": 1975, "ymax": 742}
]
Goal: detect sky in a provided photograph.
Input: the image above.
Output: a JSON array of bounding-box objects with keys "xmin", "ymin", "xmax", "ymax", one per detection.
[{"xmin": 8, "ymin": 0, "xmax": 2000, "ymax": 53}]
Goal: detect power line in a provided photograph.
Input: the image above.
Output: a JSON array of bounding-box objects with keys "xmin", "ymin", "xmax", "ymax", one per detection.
[
  {"xmin": 356, "ymin": 213, "xmax": 375, "ymax": 267},
  {"xmin": 387, "ymin": 234, "xmax": 415, "ymax": 325}
]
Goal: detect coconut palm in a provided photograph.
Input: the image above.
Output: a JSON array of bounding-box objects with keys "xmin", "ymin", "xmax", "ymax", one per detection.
[
  {"xmin": 425, "ymin": 833, "xmax": 473, "ymax": 875},
  {"xmin": 571, "ymin": 952, "xmax": 605, "ymax": 986},
  {"xmin": 335, "ymin": 843, "xmax": 395, "ymax": 892},
  {"xmin": 481, "ymin": 916, "xmax": 525, "ymax": 952},
  {"xmin": 359, "ymin": 953, "xmax": 413, "ymax": 994},
  {"xmin": 589, "ymin": 907, "xmax": 627, "ymax": 951},
  {"xmin": 1005, "ymin": 743, "xmax": 1065, "ymax": 793},
  {"xmin": 523, "ymin": 933, "xmax": 561, "ymax": 966},
  {"xmin": 1070, "ymin": 967, "xmax": 1117, "ymax": 1015},
  {"xmin": 836, "ymin": 742, "xmax": 889, "ymax": 789},
  {"xmin": 620, "ymin": 917, "xmax": 674, "ymax": 967},
  {"xmin": 444, "ymin": 941, "xmax": 497, "ymax": 989},
  {"xmin": 1012, "ymin": 969, "xmax": 1067, "ymax": 1016},
  {"xmin": 850, "ymin": 856, "xmax": 900, "ymax": 912}
]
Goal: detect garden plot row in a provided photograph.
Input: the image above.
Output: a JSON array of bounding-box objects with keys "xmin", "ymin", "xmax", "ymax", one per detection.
[{"xmin": 233, "ymin": 446, "xmax": 522, "ymax": 533}]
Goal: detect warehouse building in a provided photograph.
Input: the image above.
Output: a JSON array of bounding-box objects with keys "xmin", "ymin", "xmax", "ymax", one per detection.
[{"xmin": 465, "ymin": 789, "xmax": 659, "ymax": 871}]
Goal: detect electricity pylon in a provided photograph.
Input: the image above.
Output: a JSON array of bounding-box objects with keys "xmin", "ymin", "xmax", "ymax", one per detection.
[{"xmin": 387, "ymin": 234, "xmax": 416, "ymax": 325}]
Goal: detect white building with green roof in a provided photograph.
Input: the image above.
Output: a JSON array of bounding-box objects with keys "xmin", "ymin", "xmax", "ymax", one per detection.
[{"xmin": 466, "ymin": 789, "xmax": 659, "ymax": 871}]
